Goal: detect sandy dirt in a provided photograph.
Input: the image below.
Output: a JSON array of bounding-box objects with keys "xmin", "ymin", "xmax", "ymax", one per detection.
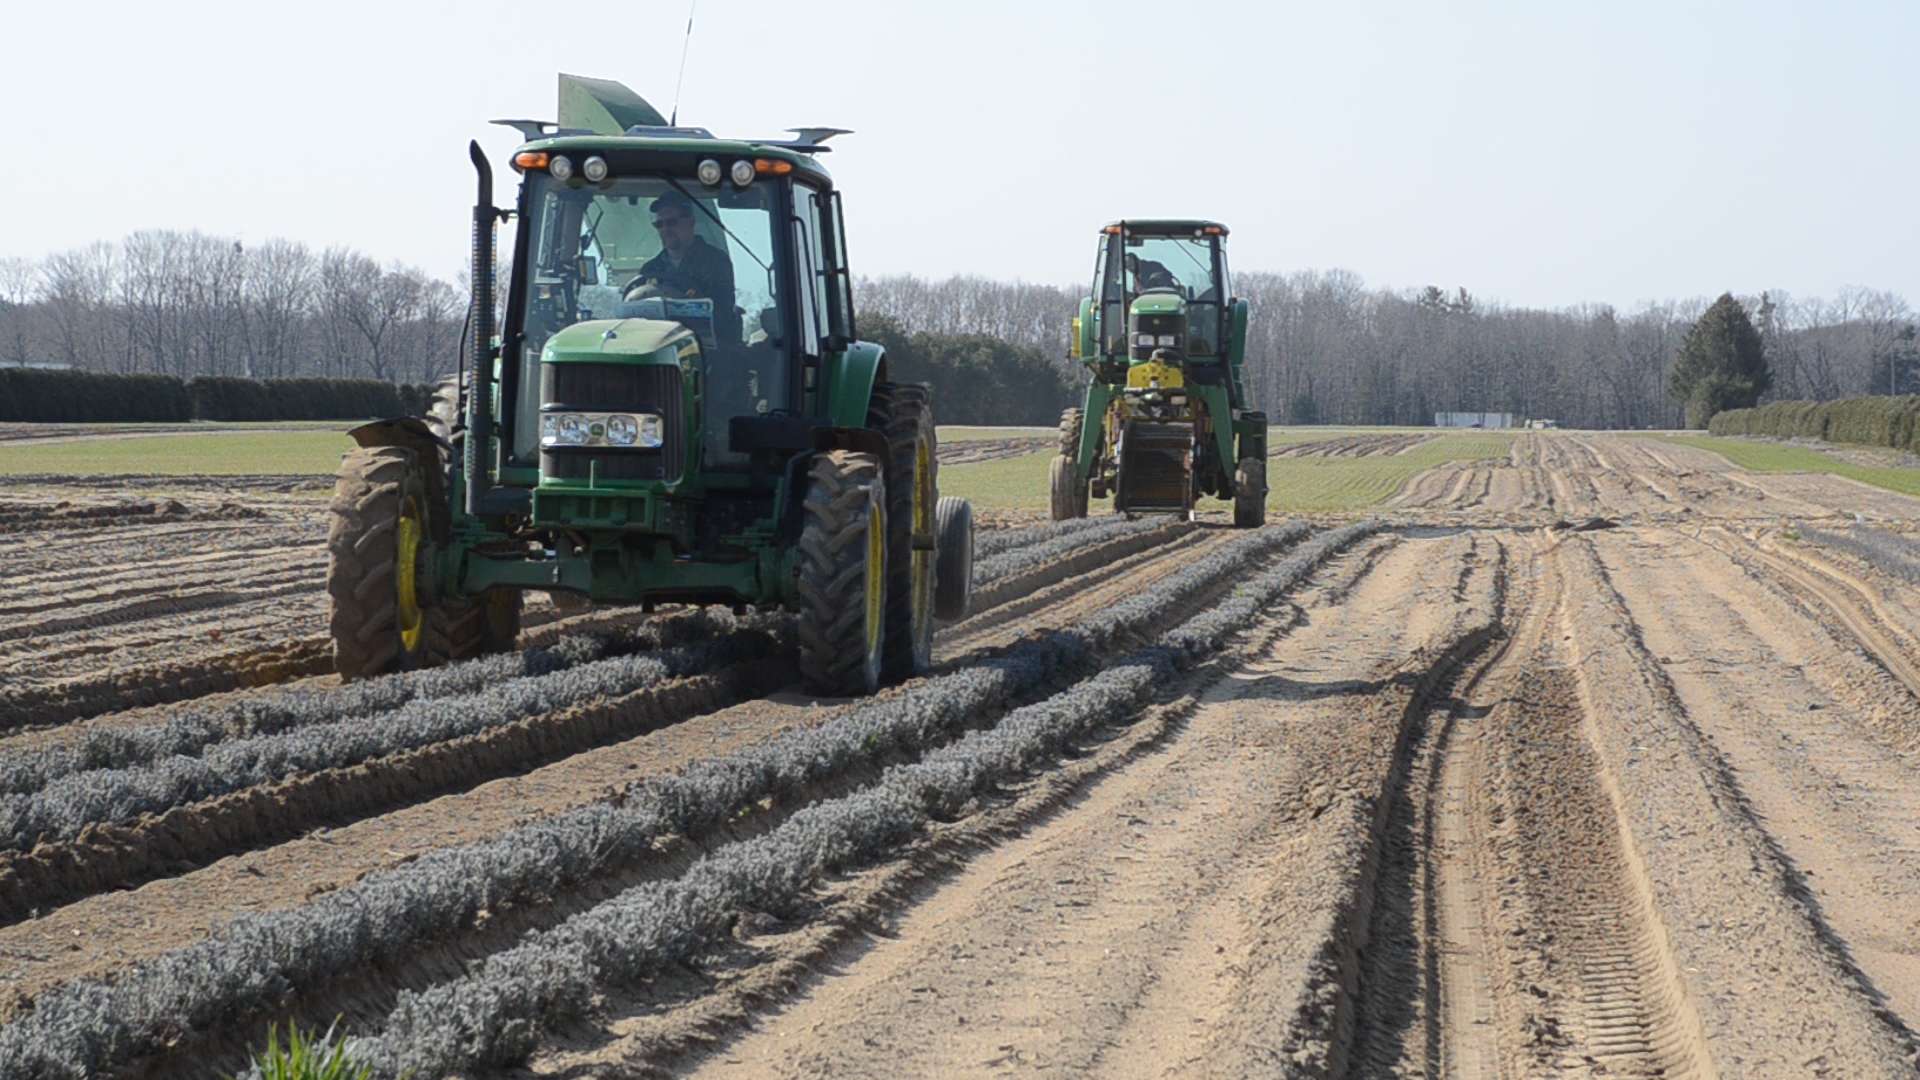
[{"xmin": 5, "ymin": 430, "xmax": 1920, "ymax": 1077}]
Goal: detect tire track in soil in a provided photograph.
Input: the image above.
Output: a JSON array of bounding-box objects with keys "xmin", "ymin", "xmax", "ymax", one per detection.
[
  {"xmin": 1591, "ymin": 527, "xmax": 1920, "ymax": 1034},
  {"xmin": 0, "ymin": 527, "xmax": 1276, "ymax": 1022},
  {"xmin": 626, "ymin": 532, "xmax": 1495, "ymax": 1080},
  {"xmin": 1557, "ymin": 532, "xmax": 1918, "ymax": 1075},
  {"xmin": 1347, "ymin": 532, "xmax": 1710, "ymax": 1079}
]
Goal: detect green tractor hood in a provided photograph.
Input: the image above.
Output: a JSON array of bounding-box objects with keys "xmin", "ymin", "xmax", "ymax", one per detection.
[{"xmin": 541, "ymin": 318, "xmax": 697, "ymax": 365}]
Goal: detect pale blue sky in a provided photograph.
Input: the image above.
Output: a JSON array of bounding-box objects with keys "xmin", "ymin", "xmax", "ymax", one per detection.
[{"xmin": 4, "ymin": 0, "xmax": 1915, "ymax": 308}]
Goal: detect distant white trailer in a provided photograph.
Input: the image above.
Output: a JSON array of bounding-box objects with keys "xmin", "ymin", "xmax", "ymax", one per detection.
[{"xmin": 1434, "ymin": 411, "xmax": 1516, "ymax": 429}]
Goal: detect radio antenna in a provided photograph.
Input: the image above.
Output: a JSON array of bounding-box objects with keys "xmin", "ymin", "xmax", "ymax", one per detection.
[{"xmin": 669, "ymin": 0, "xmax": 698, "ymax": 126}]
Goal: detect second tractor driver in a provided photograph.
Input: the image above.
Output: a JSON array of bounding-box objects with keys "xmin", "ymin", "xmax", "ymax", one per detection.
[{"xmin": 625, "ymin": 192, "xmax": 741, "ymax": 342}]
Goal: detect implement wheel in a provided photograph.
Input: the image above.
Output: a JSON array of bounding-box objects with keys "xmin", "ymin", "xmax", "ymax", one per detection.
[
  {"xmin": 870, "ymin": 382, "xmax": 938, "ymax": 680},
  {"xmin": 1050, "ymin": 454, "xmax": 1088, "ymax": 520},
  {"xmin": 934, "ymin": 495, "xmax": 973, "ymax": 621},
  {"xmin": 1233, "ymin": 456, "xmax": 1267, "ymax": 529},
  {"xmin": 327, "ymin": 447, "xmax": 447, "ymax": 679},
  {"xmin": 442, "ymin": 589, "xmax": 523, "ymax": 661},
  {"xmin": 796, "ymin": 451, "xmax": 888, "ymax": 697}
]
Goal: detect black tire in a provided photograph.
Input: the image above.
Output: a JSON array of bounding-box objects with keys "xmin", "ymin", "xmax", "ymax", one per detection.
[
  {"xmin": 1058, "ymin": 407, "xmax": 1083, "ymax": 458},
  {"xmin": 870, "ymin": 382, "xmax": 937, "ymax": 680},
  {"xmin": 933, "ymin": 495, "xmax": 973, "ymax": 621},
  {"xmin": 442, "ymin": 589, "xmax": 523, "ymax": 661},
  {"xmin": 1050, "ymin": 454, "xmax": 1087, "ymax": 520},
  {"xmin": 421, "ymin": 373, "xmax": 526, "ymax": 660},
  {"xmin": 327, "ymin": 447, "xmax": 445, "ymax": 679},
  {"xmin": 1233, "ymin": 456, "xmax": 1267, "ymax": 529},
  {"xmin": 796, "ymin": 451, "xmax": 888, "ymax": 697}
]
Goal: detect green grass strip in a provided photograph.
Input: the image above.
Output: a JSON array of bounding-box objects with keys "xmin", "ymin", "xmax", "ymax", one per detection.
[{"xmin": 1656, "ymin": 435, "xmax": 1920, "ymax": 497}]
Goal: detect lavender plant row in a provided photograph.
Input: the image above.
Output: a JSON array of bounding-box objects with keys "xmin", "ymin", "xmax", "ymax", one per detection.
[
  {"xmin": 972, "ymin": 514, "xmax": 1137, "ymax": 560},
  {"xmin": 344, "ymin": 520, "xmax": 1386, "ymax": 1077},
  {"xmin": 1800, "ymin": 524, "xmax": 1920, "ymax": 587},
  {"xmin": 0, "ymin": 522, "xmax": 1331, "ymax": 1080},
  {"xmin": 973, "ymin": 515, "xmax": 1173, "ymax": 587},
  {"xmin": 0, "ymin": 610, "xmax": 753, "ymax": 798},
  {"xmin": 0, "ymin": 625, "xmax": 781, "ymax": 853}
]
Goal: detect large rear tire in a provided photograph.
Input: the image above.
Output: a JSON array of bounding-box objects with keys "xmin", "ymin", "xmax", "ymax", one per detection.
[
  {"xmin": 327, "ymin": 447, "xmax": 446, "ymax": 679},
  {"xmin": 933, "ymin": 495, "xmax": 973, "ymax": 621},
  {"xmin": 1233, "ymin": 456, "xmax": 1267, "ymax": 529},
  {"xmin": 796, "ymin": 451, "xmax": 888, "ymax": 697},
  {"xmin": 1050, "ymin": 454, "xmax": 1088, "ymax": 520},
  {"xmin": 871, "ymin": 383, "xmax": 937, "ymax": 681}
]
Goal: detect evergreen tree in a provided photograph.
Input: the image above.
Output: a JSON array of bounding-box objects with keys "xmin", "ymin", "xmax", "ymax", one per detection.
[{"xmin": 1669, "ymin": 293, "xmax": 1771, "ymax": 427}]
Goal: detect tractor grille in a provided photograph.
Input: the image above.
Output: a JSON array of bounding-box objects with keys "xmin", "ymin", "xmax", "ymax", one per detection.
[
  {"xmin": 540, "ymin": 448, "xmax": 674, "ymax": 483},
  {"xmin": 540, "ymin": 362, "xmax": 686, "ymax": 483}
]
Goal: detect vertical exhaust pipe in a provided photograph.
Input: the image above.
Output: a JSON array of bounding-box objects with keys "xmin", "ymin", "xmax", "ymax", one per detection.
[{"xmin": 466, "ymin": 140, "xmax": 495, "ymax": 517}]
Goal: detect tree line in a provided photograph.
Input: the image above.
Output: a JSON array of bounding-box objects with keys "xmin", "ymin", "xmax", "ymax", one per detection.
[
  {"xmin": 855, "ymin": 272, "xmax": 1919, "ymax": 430},
  {"xmin": 5, "ymin": 231, "xmax": 1915, "ymax": 432},
  {"xmin": 0, "ymin": 233, "xmax": 463, "ymax": 384}
]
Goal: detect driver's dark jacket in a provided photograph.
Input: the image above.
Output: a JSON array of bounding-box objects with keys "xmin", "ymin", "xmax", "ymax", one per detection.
[{"xmin": 632, "ymin": 237, "xmax": 739, "ymax": 341}]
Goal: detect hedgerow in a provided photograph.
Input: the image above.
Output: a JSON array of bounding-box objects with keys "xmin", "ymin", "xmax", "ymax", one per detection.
[
  {"xmin": 0, "ymin": 521, "xmax": 1354, "ymax": 1080},
  {"xmin": 1710, "ymin": 395, "xmax": 1920, "ymax": 451},
  {"xmin": 0, "ymin": 624, "xmax": 782, "ymax": 853}
]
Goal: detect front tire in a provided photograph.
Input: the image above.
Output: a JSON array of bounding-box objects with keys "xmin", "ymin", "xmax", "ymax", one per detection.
[
  {"xmin": 1233, "ymin": 456, "xmax": 1267, "ymax": 528},
  {"xmin": 327, "ymin": 447, "xmax": 443, "ymax": 679},
  {"xmin": 796, "ymin": 451, "xmax": 888, "ymax": 697},
  {"xmin": 1050, "ymin": 454, "xmax": 1088, "ymax": 520}
]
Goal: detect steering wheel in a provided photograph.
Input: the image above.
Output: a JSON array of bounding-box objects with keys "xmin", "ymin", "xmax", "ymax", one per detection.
[{"xmin": 624, "ymin": 269, "xmax": 699, "ymax": 301}]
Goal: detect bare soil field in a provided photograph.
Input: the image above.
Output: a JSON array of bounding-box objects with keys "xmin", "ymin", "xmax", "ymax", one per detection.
[{"xmin": 2, "ymin": 430, "xmax": 1919, "ymax": 1078}]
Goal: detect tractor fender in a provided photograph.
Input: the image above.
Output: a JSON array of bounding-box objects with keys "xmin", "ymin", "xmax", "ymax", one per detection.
[
  {"xmin": 775, "ymin": 426, "xmax": 893, "ymax": 547},
  {"xmin": 822, "ymin": 341, "xmax": 888, "ymax": 429},
  {"xmin": 347, "ymin": 417, "xmax": 454, "ymax": 541}
]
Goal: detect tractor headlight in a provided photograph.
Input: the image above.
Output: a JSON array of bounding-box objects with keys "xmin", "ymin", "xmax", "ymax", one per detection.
[
  {"xmin": 1157, "ymin": 334, "xmax": 1179, "ymax": 347},
  {"xmin": 698, "ymin": 158, "xmax": 724, "ymax": 186},
  {"xmin": 605, "ymin": 414, "xmax": 639, "ymax": 446},
  {"xmin": 542, "ymin": 411, "xmax": 662, "ymax": 448},
  {"xmin": 730, "ymin": 159, "xmax": 756, "ymax": 186},
  {"xmin": 582, "ymin": 155, "xmax": 609, "ymax": 182},
  {"xmin": 549, "ymin": 155, "xmax": 575, "ymax": 181},
  {"xmin": 1134, "ymin": 333, "xmax": 1155, "ymax": 347}
]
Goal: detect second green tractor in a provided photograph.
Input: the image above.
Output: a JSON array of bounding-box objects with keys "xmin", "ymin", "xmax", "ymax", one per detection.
[{"xmin": 1052, "ymin": 220, "xmax": 1266, "ymax": 525}]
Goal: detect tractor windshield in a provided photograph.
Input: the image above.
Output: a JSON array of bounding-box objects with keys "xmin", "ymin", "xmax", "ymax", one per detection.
[
  {"xmin": 1097, "ymin": 232, "xmax": 1226, "ymax": 355},
  {"xmin": 518, "ymin": 174, "xmax": 781, "ymax": 348}
]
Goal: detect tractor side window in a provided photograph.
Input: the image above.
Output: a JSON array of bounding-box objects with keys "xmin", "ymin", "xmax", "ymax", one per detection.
[
  {"xmin": 790, "ymin": 190, "xmax": 824, "ymax": 356},
  {"xmin": 793, "ymin": 185, "xmax": 833, "ymax": 353},
  {"xmin": 827, "ymin": 191, "xmax": 855, "ymax": 340}
]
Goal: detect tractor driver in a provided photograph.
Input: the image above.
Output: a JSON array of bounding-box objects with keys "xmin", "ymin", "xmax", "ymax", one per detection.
[
  {"xmin": 1125, "ymin": 251, "xmax": 1179, "ymax": 294},
  {"xmin": 625, "ymin": 193, "xmax": 741, "ymax": 342}
]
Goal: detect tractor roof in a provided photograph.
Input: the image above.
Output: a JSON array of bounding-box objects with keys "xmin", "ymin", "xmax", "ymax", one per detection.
[
  {"xmin": 505, "ymin": 129, "xmax": 836, "ymax": 185},
  {"xmin": 495, "ymin": 75, "xmax": 841, "ymax": 186},
  {"xmin": 1103, "ymin": 219, "xmax": 1231, "ymax": 237}
]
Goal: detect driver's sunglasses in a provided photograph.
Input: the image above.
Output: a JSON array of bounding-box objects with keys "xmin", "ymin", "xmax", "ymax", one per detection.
[{"xmin": 653, "ymin": 215, "xmax": 693, "ymax": 229}]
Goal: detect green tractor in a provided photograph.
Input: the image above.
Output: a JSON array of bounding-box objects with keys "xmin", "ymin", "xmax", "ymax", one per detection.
[
  {"xmin": 326, "ymin": 75, "xmax": 973, "ymax": 697},
  {"xmin": 1051, "ymin": 220, "xmax": 1267, "ymax": 525}
]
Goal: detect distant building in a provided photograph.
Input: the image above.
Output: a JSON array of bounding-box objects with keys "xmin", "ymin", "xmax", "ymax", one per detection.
[{"xmin": 1434, "ymin": 411, "xmax": 1516, "ymax": 429}]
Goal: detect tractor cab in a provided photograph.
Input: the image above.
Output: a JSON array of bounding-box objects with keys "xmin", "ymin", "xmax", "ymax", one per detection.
[{"xmin": 1055, "ymin": 219, "xmax": 1265, "ymax": 524}]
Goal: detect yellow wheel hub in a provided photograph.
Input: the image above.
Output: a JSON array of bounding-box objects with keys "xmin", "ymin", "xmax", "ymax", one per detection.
[
  {"xmin": 911, "ymin": 439, "xmax": 934, "ymax": 632},
  {"xmin": 395, "ymin": 497, "xmax": 425, "ymax": 653},
  {"xmin": 865, "ymin": 499, "xmax": 886, "ymax": 662}
]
